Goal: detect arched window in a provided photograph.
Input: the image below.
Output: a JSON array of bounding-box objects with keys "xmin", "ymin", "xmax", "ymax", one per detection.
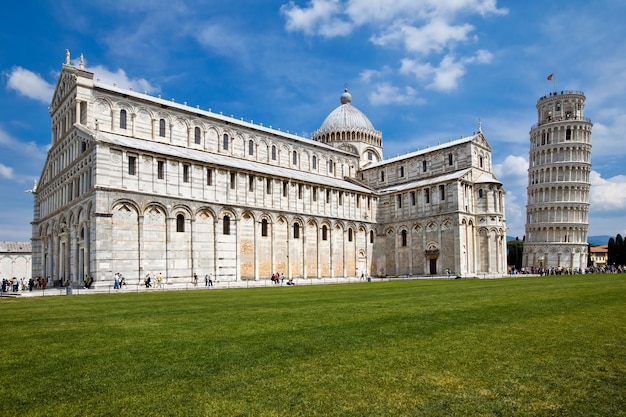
[
  {"xmin": 370, "ymin": 230, "xmax": 374, "ymax": 243},
  {"xmin": 478, "ymin": 189, "xmax": 483, "ymax": 198},
  {"xmin": 293, "ymin": 223, "xmax": 300, "ymax": 239},
  {"xmin": 312, "ymin": 155, "xmax": 317, "ymax": 170},
  {"xmin": 223, "ymin": 215, "xmax": 231, "ymax": 235},
  {"xmin": 271, "ymin": 145, "xmax": 277, "ymax": 160},
  {"xmin": 329, "ymin": 160, "xmax": 333, "ymax": 173},
  {"xmin": 322, "ymin": 225, "xmax": 328, "ymax": 241},
  {"xmin": 381, "ymin": 171, "xmax": 385, "ymax": 181},
  {"xmin": 401, "ymin": 230, "xmax": 407, "ymax": 246},
  {"xmin": 120, "ymin": 109, "xmax": 127, "ymax": 129},
  {"xmin": 292, "ymin": 150, "xmax": 298, "ymax": 165},
  {"xmin": 194, "ymin": 127, "xmax": 201, "ymax": 144},
  {"xmin": 425, "ymin": 189, "xmax": 430, "ymax": 204},
  {"xmin": 261, "ymin": 219, "xmax": 268, "ymax": 237},
  {"xmin": 223, "ymin": 134, "xmax": 229, "ymax": 150},
  {"xmin": 159, "ymin": 119, "xmax": 166, "ymax": 137},
  {"xmin": 176, "ymin": 214, "xmax": 185, "ymax": 232},
  {"xmin": 248, "ymin": 140, "xmax": 254, "ymax": 156},
  {"xmin": 348, "ymin": 228, "xmax": 353, "ymax": 242}
]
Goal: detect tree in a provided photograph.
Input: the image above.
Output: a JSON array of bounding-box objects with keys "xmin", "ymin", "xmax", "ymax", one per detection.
[
  {"xmin": 608, "ymin": 237, "xmax": 616, "ymax": 265},
  {"xmin": 507, "ymin": 237, "xmax": 524, "ymax": 270},
  {"xmin": 616, "ymin": 234, "xmax": 625, "ymax": 266}
]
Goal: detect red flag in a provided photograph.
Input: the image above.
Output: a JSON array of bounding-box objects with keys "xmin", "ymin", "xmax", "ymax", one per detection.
[{"xmin": 547, "ymin": 73, "xmax": 554, "ymax": 81}]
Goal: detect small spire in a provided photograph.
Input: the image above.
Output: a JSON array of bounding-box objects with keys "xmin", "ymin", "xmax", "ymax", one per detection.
[
  {"xmin": 340, "ymin": 87, "xmax": 352, "ymax": 105},
  {"xmin": 477, "ymin": 118, "xmax": 482, "ymax": 133},
  {"xmin": 79, "ymin": 53, "xmax": 85, "ymax": 69}
]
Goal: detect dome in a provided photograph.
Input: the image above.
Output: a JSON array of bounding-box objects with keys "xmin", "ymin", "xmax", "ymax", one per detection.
[
  {"xmin": 311, "ymin": 88, "xmax": 382, "ymax": 151},
  {"xmin": 318, "ymin": 88, "xmax": 376, "ymax": 132}
]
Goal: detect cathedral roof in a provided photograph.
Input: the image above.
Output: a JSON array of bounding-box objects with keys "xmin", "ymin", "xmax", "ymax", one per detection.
[
  {"xmin": 362, "ymin": 135, "xmax": 478, "ymax": 170},
  {"xmin": 94, "ymin": 131, "xmax": 374, "ymax": 195},
  {"xmin": 377, "ymin": 169, "xmax": 473, "ymax": 194},
  {"xmin": 0, "ymin": 242, "xmax": 31, "ymax": 253},
  {"xmin": 318, "ymin": 88, "xmax": 376, "ymax": 132}
]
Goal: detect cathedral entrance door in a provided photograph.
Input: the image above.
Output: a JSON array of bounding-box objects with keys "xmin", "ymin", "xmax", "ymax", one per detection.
[
  {"xmin": 429, "ymin": 258, "xmax": 437, "ymax": 275},
  {"xmin": 357, "ymin": 252, "xmax": 366, "ymax": 278}
]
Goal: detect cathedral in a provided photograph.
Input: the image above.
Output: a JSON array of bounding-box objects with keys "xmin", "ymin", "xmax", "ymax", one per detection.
[{"xmin": 31, "ymin": 53, "xmax": 507, "ymax": 286}]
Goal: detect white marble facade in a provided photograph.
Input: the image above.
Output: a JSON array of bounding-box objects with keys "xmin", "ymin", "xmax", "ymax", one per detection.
[
  {"xmin": 31, "ymin": 56, "xmax": 507, "ymax": 286},
  {"xmin": 0, "ymin": 242, "xmax": 32, "ymax": 281}
]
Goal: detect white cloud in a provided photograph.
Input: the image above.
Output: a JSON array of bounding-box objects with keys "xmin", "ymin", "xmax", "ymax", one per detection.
[
  {"xmin": 584, "ymin": 112, "xmax": 626, "ymax": 163},
  {"xmin": 280, "ymin": 0, "xmax": 507, "ymax": 95},
  {"xmin": 346, "ymin": 0, "xmax": 507, "ymax": 26},
  {"xmin": 281, "ymin": 0, "xmax": 352, "ymax": 37},
  {"xmin": 589, "ymin": 171, "xmax": 626, "ymax": 211},
  {"xmin": 503, "ymin": 190, "xmax": 526, "ymax": 238},
  {"xmin": 372, "ymin": 20, "xmax": 474, "ymax": 55},
  {"xmin": 0, "ymin": 127, "xmax": 48, "ymax": 159},
  {"xmin": 0, "ymin": 163, "xmax": 13, "ymax": 179},
  {"xmin": 5, "ymin": 64, "xmax": 157, "ymax": 102},
  {"xmin": 494, "ymin": 154, "xmax": 529, "ymax": 237},
  {"xmin": 493, "ymin": 155, "xmax": 528, "ymax": 186},
  {"xmin": 400, "ymin": 54, "xmax": 481, "ymax": 92},
  {"xmin": 367, "ymin": 83, "xmax": 419, "ymax": 106},
  {"xmin": 359, "ymin": 68, "xmax": 384, "ymax": 84},
  {"xmin": 429, "ymin": 55, "xmax": 466, "ymax": 91},
  {"xmin": 88, "ymin": 64, "xmax": 158, "ymax": 94},
  {"xmin": 195, "ymin": 22, "xmax": 252, "ymax": 60},
  {"xmin": 469, "ymin": 49, "xmax": 493, "ymax": 64},
  {"xmin": 5, "ymin": 67, "xmax": 54, "ymax": 103}
]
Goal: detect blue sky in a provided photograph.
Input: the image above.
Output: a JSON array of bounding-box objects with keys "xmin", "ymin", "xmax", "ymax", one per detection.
[{"xmin": 1, "ymin": 0, "xmax": 625, "ymax": 242}]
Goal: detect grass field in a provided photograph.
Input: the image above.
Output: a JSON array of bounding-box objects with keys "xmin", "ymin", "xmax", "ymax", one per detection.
[{"xmin": 1, "ymin": 275, "xmax": 625, "ymax": 416}]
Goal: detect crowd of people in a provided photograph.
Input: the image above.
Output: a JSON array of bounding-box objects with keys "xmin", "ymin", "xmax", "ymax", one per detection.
[
  {"xmin": 270, "ymin": 272, "xmax": 295, "ymax": 285},
  {"xmin": 585, "ymin": 264, "xmax": 625, "ymax": 274},
  {"xmin": 142, "ymin": 272, "xmax": 165, "ymax": 289},
  {"xmin": 1, "ymin": 276, "xmax": 55, "ymax": 292},
  {"xmin": 510, "ymin": 265, "xmax": 625, "ymax": 275}
]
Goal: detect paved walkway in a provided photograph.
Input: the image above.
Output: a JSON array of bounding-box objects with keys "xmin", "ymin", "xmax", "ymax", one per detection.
[{"xmin": 3, "ymin": 274, "xmax": 498, "ymax": 298}]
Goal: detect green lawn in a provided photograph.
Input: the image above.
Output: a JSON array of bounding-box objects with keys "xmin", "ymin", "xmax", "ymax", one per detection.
[{"xmin": 1, "ymin": 275, "xmax": 625, "ymax": 416}]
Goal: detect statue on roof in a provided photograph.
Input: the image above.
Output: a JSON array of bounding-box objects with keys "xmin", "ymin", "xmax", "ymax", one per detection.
[{"xmin": 65, "ymin": 49, "xmax": 70, "ymax": 65}]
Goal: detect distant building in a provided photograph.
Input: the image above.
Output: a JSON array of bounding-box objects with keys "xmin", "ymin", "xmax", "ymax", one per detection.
[
  {"xmin": 30, "ymin": 52, "xmax": 507, "ymax": 287},
  {"xmin": 0, "ymin": 242, "xmax": 32, "ymax": 280},
  {"xmin": 589, "ymin": 245, "xmax": 608, "ymax": 267},
  {"xmin": 523, "ymin": 90, "xmax": 592, "ymax": 271}
]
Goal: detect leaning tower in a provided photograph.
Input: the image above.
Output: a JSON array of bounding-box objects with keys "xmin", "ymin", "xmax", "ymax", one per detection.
[{"xmin": 523, "ymin": 90, "xmax": 592, "ymax": 272}]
